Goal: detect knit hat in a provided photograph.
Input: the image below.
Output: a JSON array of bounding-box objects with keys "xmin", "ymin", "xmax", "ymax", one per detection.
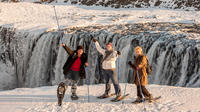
[
  {"xmin": 106, "ymin": 42, "xmax": 112, "ymax": 46},
  {"xmin": 77, "ymin": 45, "xmax": 84, "ymax": 51}
]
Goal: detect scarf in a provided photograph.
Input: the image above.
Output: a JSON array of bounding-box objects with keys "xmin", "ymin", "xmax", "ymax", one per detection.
[{"xmin": 102, "ymin": 50, "xmax": 114, "ymax": 62}]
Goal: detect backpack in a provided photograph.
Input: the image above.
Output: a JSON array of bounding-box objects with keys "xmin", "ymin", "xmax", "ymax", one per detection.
[{"xmin": 146, "ymin": 57, "xmax": 152, "ymax": 75}]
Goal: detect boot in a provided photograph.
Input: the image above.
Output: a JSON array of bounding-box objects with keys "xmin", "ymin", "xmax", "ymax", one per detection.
[
  {"xmin": 116, "ymin": 95, "xmax": 123, "ymax": 101},
  {"xmin": 136, "ymin": 97, "xmax": 142, "ymax": 102},
  {"xmin": 112, "ymin": 95, "xmax": 123, "ymax": 101},
  {"xmin": 71, "ymin": 93, "xmax": 79, "ymax": 100},
  {"xmin": 98, "ymin": 93, "xmax": 111, "ymax": 98}
]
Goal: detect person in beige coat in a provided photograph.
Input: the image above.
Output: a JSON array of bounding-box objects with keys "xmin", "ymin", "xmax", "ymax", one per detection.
[
  {"xmin": 93, "ymin": 39, "xmax": 122, "ymax": 101},
  {"xmin": 128, "ymin": 46, "xmax": 153, "ymax": 102}
]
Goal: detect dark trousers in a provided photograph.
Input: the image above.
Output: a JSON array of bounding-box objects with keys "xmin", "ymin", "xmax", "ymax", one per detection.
[
  {"xmin": 137, "ymin": 85, "xmax": 151, "ymax": 98},
  {"xmin": 103, "ymin": 69, "xmax": 121, "ymax": 96},
  {"xmin": 64, "ymin": 70, "xmax": 80, "ymax": 95}
]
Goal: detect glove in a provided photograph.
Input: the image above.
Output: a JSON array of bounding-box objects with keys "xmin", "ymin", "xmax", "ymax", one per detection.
[
  {"xmin": 62, "ymin": 43, "xmax": 66, "ymax": 47},
  {"xmin": 93, "ymin": 39, "xmax": 97, "ymax": 42},
  {"xmin": 128, "ymin": 61, "xmax": 136, "ymax": 69},
  {"xmin": 117, "ymin": 51, "xmax": 121, "ymax": 55},
  {"xmin": 128, "ymin": 61, "xmax": 132, "ymax": 66}
]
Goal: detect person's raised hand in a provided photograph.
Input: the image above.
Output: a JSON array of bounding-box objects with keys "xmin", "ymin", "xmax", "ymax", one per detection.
[
  {"xmin": 117, "ymin": 51, "xmax": 121, "ymax": 55},
  {"xmin": 62, "ymin": 43, "xmax": 65, "ymax": 47}
]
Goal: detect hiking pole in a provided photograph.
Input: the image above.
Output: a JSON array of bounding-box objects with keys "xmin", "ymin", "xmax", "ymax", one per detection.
[
  {"xmin": 93, "ymin": 42, "xmax": 98, "ymax": 74},
  {"xmin": 136, "ymin": 70, "xmax": 146, "ymax": 112},
  {"xmin": 121, "ymin": 58, "xmax": 128, "ymax": 104},
  {"xmin": 53, "ymin": 6, "xmax": 63, "ymax": 43},
  {"xmin": 115, "ymin": 56, "xmax": 120, "ymax": 99},
  {"xmin": 85, "ymin": 67, "xmax": 90, "ymax": 102},
  {"xmin": 93, "ymin": 42, "xmax": 98, "ymax": 65},
  {"xmin": 93, "ymin": 40, "xmax": 99, "ymax": 81},
  {"xmin": 117, "ymin": 57, "xmax": 120, "ymax": 84},
  {"xmin": 85, "ymin": 40, "xmax": 98, "ymax": 102},
  {"xmin": 117, "ymin": 56, "xmax": 124, "ymax": 104},
  {"xmin": 116, "ymin": 54, "xmax": 122, "ymax": 96},
  {"xmin": 122, "ymin": 80, "xmax": 128, "ymax": 104}
]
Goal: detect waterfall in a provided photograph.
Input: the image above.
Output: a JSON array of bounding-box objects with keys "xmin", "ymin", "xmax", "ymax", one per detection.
[{"xmin": 0, "ymin": 23, "xmax": 200, "ymax": 90}]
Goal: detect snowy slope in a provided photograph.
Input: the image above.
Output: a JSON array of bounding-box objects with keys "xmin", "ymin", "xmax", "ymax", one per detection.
[
  {"xmin": 0, "ymin": 2, "xmax": 199, "ymax": 32},
  {"xmin": 0, "ymin": 84, "xmax": 200, "ymax": 112}
]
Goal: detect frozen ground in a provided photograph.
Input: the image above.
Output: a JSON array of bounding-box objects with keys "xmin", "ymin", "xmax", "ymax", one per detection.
[
  {"xmin": 0, "ymin": 2, "xmax": 199, "ymax": 33},
  {"xmin": 0, "ymin": 84, "xmax": 200, "ymax": 112}
]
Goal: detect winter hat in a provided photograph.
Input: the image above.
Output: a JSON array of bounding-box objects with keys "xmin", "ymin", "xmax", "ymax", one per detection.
[
  {"xmin": 77, "ymin": 45, "xmax": 84, "ymax": 51},
  {"xmin": 106, "ymin": 42, "xmax": 112, "ymax": 47}
]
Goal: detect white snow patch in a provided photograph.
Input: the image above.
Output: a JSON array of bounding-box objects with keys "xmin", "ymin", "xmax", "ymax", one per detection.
[
  {"xmin": 0, "ymin": 2, "xmax": 199, "ymax": 32},
  {"xmin": 0, "ymin": 84, "xmax": 200, "ymax": 112}
]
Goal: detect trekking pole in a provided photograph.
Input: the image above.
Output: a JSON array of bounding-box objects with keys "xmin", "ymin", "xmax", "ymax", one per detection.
[
  {"xmin": 85, "ymin": 40, "xmax": 98, "ymax": 102},
  {"xmin": 93, "ymin": 40, "xmax": 99, "ymax": 80},
  {"xmin": 121, "ymin": 58, "xmax": 128, "ymax": 104},
  {"xmin": 53, "ymin": 6, "xmax": 63, "ymax": 43},
  {"xmin": 117, "ymin": 57, "xmax": 120, "ymax": 84},
  {"xmin": 85, "ymin": 67, "xmax": 90, "ymax": 102},
  {"xmin": 136, "ymin": 70, "xmax": 146, "ymax": 112},
  {"xmin": 122, "ymin": 82, "xmax": 128, "ymax": 104},
  {"xmin": 117, "ymin": 55, "xmax": 123, "ymax": 97},
  {"xmin": 94, "ymin": 42, "xmax": 98, "ymax": 73}
]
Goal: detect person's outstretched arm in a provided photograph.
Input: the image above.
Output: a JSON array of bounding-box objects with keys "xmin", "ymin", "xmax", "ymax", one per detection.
[
  {"xmin": 62, "ymin": 43, "xmax": 73, "ymax": 55},
  {"xmin": 93, "ymin": 39, "xmax": 105, "ymax": 55}
]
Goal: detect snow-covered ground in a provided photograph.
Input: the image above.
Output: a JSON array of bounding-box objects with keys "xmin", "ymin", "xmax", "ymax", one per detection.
[
  {"xmin": 0, "ymin": 84, "xmax": 200, "ymax": 112},
  {"xmin": 0, "ymin": 2, "xmax": 200, "ymax": 32}
]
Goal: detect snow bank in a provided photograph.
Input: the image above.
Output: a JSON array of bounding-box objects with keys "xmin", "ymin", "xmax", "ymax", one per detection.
[
  {"xmin": 0, "ymin": 84, "xmax": 200, "ymax": 112},
  {"xmin": 0, "ymin": 2, "xmax": 199, "ymax": 32}
]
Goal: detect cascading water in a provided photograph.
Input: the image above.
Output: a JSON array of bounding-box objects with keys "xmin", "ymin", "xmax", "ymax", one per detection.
[{"xmin": 0, "ymin": 23, "xmax": 200, "ymax": 90}]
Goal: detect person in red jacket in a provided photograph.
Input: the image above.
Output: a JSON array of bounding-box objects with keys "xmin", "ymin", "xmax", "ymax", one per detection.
[{"xmin": 62, "ymin": 43, "xmax": 88, "ymax": 100}]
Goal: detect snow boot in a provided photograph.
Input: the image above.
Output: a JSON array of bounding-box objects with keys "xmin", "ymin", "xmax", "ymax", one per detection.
[
  {"xmin": 71, "ymin": 93, "xmax": 79, "ymax": 100},
  {"xmin": 110, "ymin": 94, "xmax": 123, "ymax": 102},
  {"xmin": 97, "ymin": 93, "xmax": 115, "ymax": 99},
  {"xmin": 132, "ymin": 97, "xmax": 142, "ymax": 103}
]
